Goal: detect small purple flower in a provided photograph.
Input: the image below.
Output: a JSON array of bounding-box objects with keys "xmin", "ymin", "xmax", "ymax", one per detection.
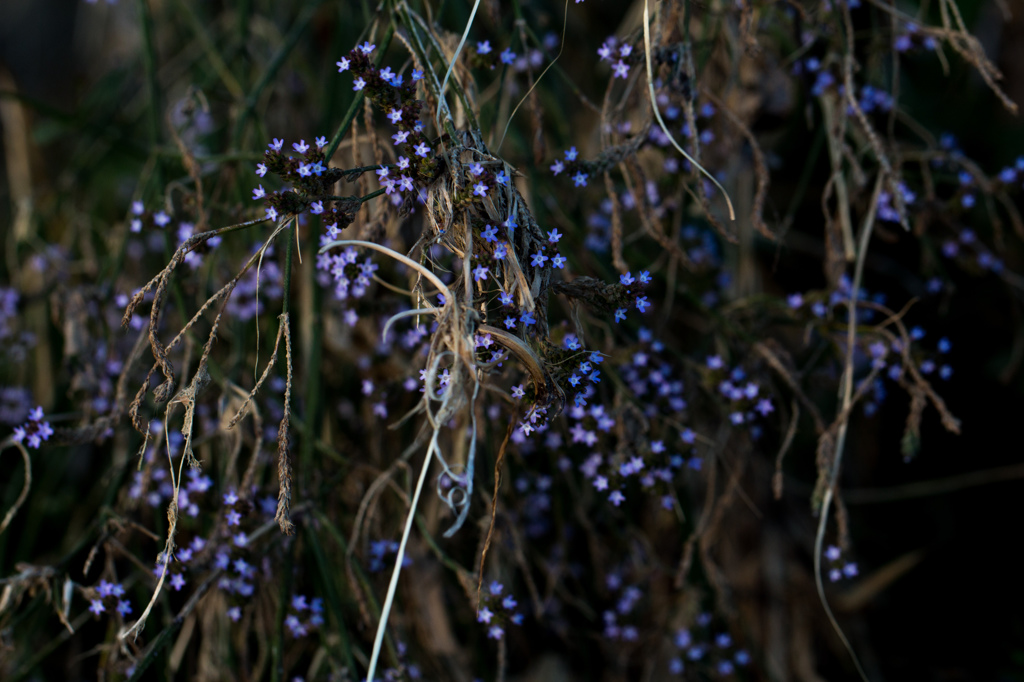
[
  {"xmin": 550, "ymin": 159, "xmax": 564, "ymax": 175},
  {"xmin": 414, "ymin": 141, "xmax": 430, "ymax": 157},
  {"xmin": 256, "ymin": 163, "xmax": 267, "ymax": 177},
  {"xmin": 89, "ymin": 599, "xmax": 105, "ymax": 615},
  {"xmin": 392, "ymin": 130, "xmax": 410, "ymax": 145},
  {"xmin": 353, "ymin": 77, "xmax": 366, "ymax": 91},
  {"xmin": 572, "ymin": 171, "xmax": 588, "ymax": 187},
  {"xmin": 473, "ymin": 182, "xmax": 488, "ymax": 197},
  {"xmin": 336, "ymin": 57, "xmax": 350, "ymax": 72}
]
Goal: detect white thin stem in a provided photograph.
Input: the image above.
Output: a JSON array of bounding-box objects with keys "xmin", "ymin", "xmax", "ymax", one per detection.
[
  {"xmin": 365, "ymin": 442, "xmax": 434, "ymax": 681},
  {"xmin": 642, "ymin": 0, "xmax": 735, "ymax": 220}
]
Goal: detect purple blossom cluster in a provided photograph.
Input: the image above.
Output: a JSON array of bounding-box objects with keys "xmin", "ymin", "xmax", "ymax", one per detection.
[
  {"xmin": 127, "ymin": 200, "xmax": 173, "ymax": 234},
  {"xmin": 368, "ymin": 539, "xmax": 413, "ymax": 573},
  {"xmin": 472, "ymin": 39, "xmax": 548, "ymax": 74},
  {"xmin": 894, "ymin": 23, "xmax": 938, "ymax": 52},
  {"xmin": 669, "ymin": 613, "xmax": 751, "ymax": 677},
  {"xmin": 600, "ymin": 574, "xmax": 643, "ymax": 642},
  {"xmin": 284, "ymin": 593, "xmax": 325, "ymax": 638},
  {"xmin": 596, "ymin": 36, "xmax": 635, "ymax": 81},
  {"xmin": 316, "ymin": 240, "xmax": 378, "ymax": 320},
  {"xmin": 11, "ymin": 406, "xmax": 53, "ymax": 449},
  {"xmin": 475, "ymin": 580, "xmax": 524, "ymax": 641},
  {"xmin": 336, "ymin": 42, "xmax": 436, "ymax": 202},
  {"xmin": 87, "ymin": 579, "xmax": 133, "ymax": 619},
  {"xmin": 824, "ymin": 544, "xmax": 859, "ymax": 582}
]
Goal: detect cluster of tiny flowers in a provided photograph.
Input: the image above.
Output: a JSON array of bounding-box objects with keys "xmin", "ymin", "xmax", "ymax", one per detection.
[
  {"xmin": 127, "ymin": 200, "xmax": 173, "ymax": 234},
  {"xmin": 613, "ymin": 270, "xmax": 654, "ymax": 323},
  {"xmin": 600, "ymin": 572, "xmax": 646, "ymax": 642},
  {"xmin": 476, "ymin": 581, "xmax": 524, "ymax": 640},
  {"xmin": 549, "ymin": 146, "xmax": 588, "ymax": 188},
  {"xmin": 932, "ymin": 138, "xmax": 1023, "ymax": 222},
  {"xmin": 284, "ymin": 594, "xmax": 325, "ymax": 638},
  {"xmin": 787, "ymin": 273, "xmax": 885, "ymax": 324},
  {"xmin": 88, "ymin": 579, "xmax": 133, "ymax": 618},
  {"xmin": 472, "ymin": 40, "xmax": 547, "ymax": 74},
  {"xmin": 705, "ymin": 358, "xmax": 774, "ymax": 431},
  {"xmin": 940, "ymin": 227, "xmax": 1006, "ymax": 275},
  {"xmin": 337, "ymin": 41, "xmax": 436, "ymax": 202},
  {"xmin": 11, "ymin": 406, "xmax": 54, "ymax": 449},
  {"xmin": 876, "ymin": 181, "xmax": 916, "ymax": 223},
  {"xmin": 376, "ymin": 641, "xmax": 424, "ymax": 681},
  {"xmin": 509, "ymin": 472, "xmax": 555, "ymax": 538},
  {"xmin": 176, "ymin": 221, "xmax": 222, "ymax": 269},
  {"xmin": 129, "ymin": 448, "xmax": 214, "ymax": 515},
  {"xmin": 863, "ymin": 327, "xmax": 954, "ymax": 417},
  {"xmin": 792, "ymin": 55, "xmax": 837, "ymax": 97},
  {"xmin": 824, "ymin": 545, "xmax": 859, "ymax": 582},
  {"xmin": 254, "ymin": 137, "xmax": 340, "ymax": 223},
  {"xmin": 368, "ymin": 539, "xmax": 413, "ymax": 573},
  {"xmin": 316, "ymin": 238, "xmax": 377, "ymax": 317},
  {"xmin": 225, "ymin": 248, "xmax": 283, "ymax": 321},
  {"xmin": 670, "ymin": 613, "xmax": 751, "ymax": 677},
  {"xmin": 894, "ymin": 22, "xmax": 938, "ymax": 52},
  {"xmin": 618, "ymin": 327, "xmax": 687, "ymax": 417},
  {"xmin": 596, "ymin": 36, "xmax": 634, "ymax": 80},
  {"xmin": 577, "ymin": 426, "xmax": 695, "ymax": 511},
  {"xmin": 850, "ymin": 84, "xmax": 894, "ymax": 116},
  {"xmin": 213, "ymin": 489, "xmax": 272, "ymax": 611}
]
